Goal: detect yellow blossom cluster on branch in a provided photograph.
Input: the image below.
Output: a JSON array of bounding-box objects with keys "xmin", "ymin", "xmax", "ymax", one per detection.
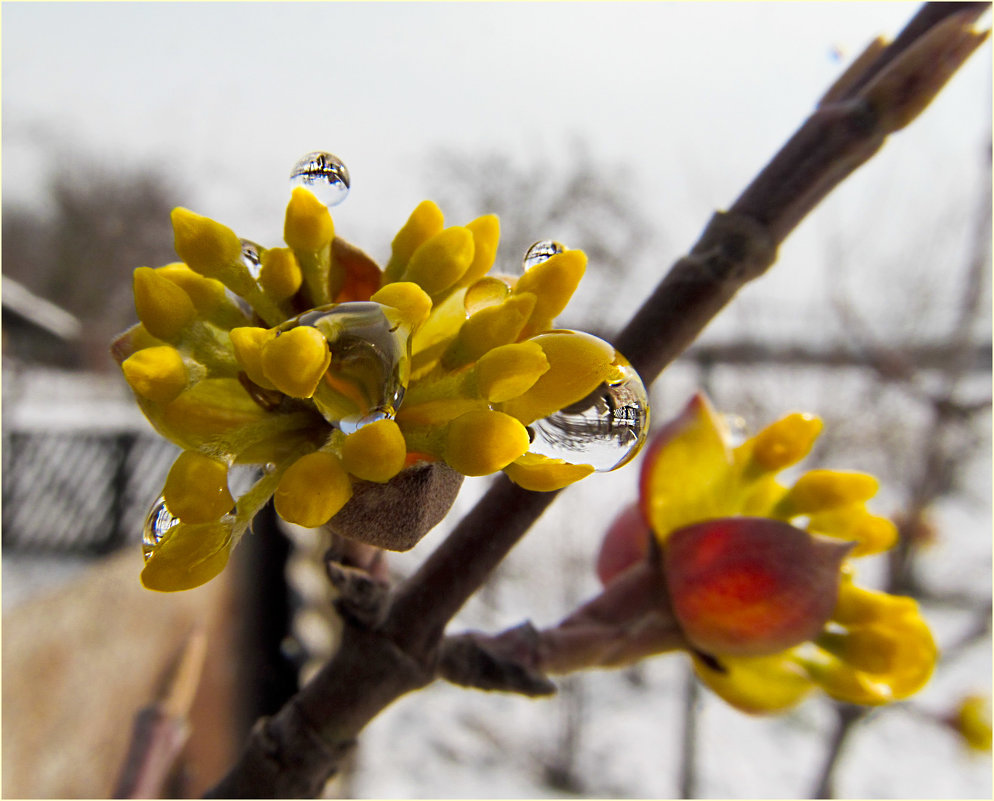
[{"xmin": 113, "ymin": 158, "xmax": 649, "ymax": 592}]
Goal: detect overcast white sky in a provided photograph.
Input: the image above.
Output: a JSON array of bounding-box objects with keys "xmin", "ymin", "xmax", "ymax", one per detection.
[{"xmin": 2, "ymin": 2, "xmax": 990, "ymax": 338}]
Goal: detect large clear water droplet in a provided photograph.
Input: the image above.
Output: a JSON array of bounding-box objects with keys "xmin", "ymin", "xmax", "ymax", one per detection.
[
  {"xmin": 240, "ymin": 239, "xmax": 263, "ymax": 279},
  {"xmin": 284, "ymin": 301, "xmax": 410, "ymax": 433},
  {"xmin": 289, "ymin": 151, "xmax": 350, "ymax": 207},
  {"xmin": 527, "ymin": 345, "xmax": 649, "ymax": 472},
  {"xmin": 142, "ymin": 495, "xmax": 179, "ymax": 561},
  {"xmin": 523, "ymin": 239, "xmax": 566, "ymax": 271}
]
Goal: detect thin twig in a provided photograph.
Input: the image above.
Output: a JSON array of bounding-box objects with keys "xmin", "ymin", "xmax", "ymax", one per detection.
[{"xmin": 204, "ymin": 6, "xmax": 989, "ymax": 797}]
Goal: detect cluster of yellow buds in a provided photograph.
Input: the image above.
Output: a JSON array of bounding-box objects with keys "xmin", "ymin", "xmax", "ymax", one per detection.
[
  {"xmin": 112, "ymin": 153, "xmax": 649, "ymax": 592},
  {"xmin": 597, "ymin": 394, "xmax": 937, "ymax": 713}
]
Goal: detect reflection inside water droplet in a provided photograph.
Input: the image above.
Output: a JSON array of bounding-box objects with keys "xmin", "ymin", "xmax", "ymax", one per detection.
[
  {"xmin": 283, "ymin": 301, "xmax": 410, "ymax": 433},
  {"xmin": 527, "ymin": 348, "xmax": 649, "ymax": 472},
  {"xmin": 523, "ymin": 239, "xmax": 566, "ymax": 271},
  {"xmin": 721, "ymin": 414, "xmax": 750, "ymax": 447},
  {"xmin": 289, "ymin": 151, "xmax": 351, "ymax": 207},
  {"xmin": 240, "ymin": 239, "xmax": 263, "ymax": 279},
  {"xmin": 142, "ymin": 495, "xmax": 179, "ymax": 560}
]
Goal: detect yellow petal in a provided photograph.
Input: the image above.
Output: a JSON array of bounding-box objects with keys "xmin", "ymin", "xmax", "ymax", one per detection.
[
  {"xmin": 444, "ymin": 293, "xmax": 536, "ymax": 368},
  {"xmin": 444, "ymin": 409, "xmax": 530, "ymax": 476},
  {"xmin": 371, "ymin": 282, "xmax": 433, "ymax": 330},
  {"xmin": 504, "ymin": 453, "xmax": 594, "ymax": 491},
  {"xmin": 384, "ymin": 199, "xmax": 444, "ymax": 282},
  {"xmin": 261, "ymin": 327, "xmax": 331, "ymax": 398},
  {"xmin": 639, "ymin": 393, "xmax": 733, "ymax": 541},
  {"xmin": 163, "ymin": 451, "xmax": 234, "ymax": 523},
  {"xmin": 274, "ymin": 451, "xmax": 353, "ymax": 527},
  {"xmin": 121, "ymin": 345, "xmax": 188, "ymax": 404},
  {"xmin": 781, "ymin": 470, "xmax": 879, "ymax": 515},
  {"xmin": 499, "ymin": 331, "xmax": 617, "ymax": 426},
  {"xmin": 457, "ymin": 214, "xmax": 500, "ymax": 287},
  {"xmin": 133, "ymin": 267, "xmax": 197, "ymax": 340},
  {"xmin": 162, "ymin": 378, "xmax": 269, "ymax": 442},
  {"xmin": 475, "ymin": 341, "xmax": 550, "ymax": 403},
  {"xmin": 341, "ymin": 419, "xmax": 408, "ymax": 483},
  {"xmin": 513, "ymin": 249, "xmax": 586, "ymax": 337},
  {"xmin": 692, "ymin": 652, "xmax": 814, "ymax": 714},
  {"xmin": 229, "ymin": 326, "xmax": 278, "ymax": 390},
  {"xmin": 171, "ymin": 207, "xmax": 242, "ymax": 279},
  {"xmin": 807, "ymin": 505, "xmax": 898, "ymax": 557},
  {"xmin": 402, "ymin": 226, "xmax": 476, "ymax": 296},
  {"xmin": 156, "ymin": 263, "xmax": 229, "ymax": 314},
  {"xmin": 748, "ymin": 412, "xmax": 823, "ymax": 471},
  {"xmin": 284, "ymin": 186, "xmax": 335, "ymax": 252},
  {"xmin": 141, "ymin": 520, "xmax": 232, "ymax": 592},
  {"xmin": 259, "ymin": 247, "xmax": 304, "ymax": 301}
]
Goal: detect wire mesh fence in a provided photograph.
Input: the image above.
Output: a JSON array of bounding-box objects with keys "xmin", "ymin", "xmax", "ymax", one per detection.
[{"xmin": 2, "ymin": 431, "xmax": 180, "ymax": 554}]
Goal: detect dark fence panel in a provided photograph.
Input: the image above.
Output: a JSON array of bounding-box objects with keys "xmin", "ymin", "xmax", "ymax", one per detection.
[{"xmin": 2, "ymin": 432, "xmax": 179, "ymax": 554}]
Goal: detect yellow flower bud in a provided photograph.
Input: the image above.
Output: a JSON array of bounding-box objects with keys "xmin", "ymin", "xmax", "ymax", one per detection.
[
  {"xmin": 444, "ymin": 409, "xmax": 531, "ymax": 476},
  {"xmin": 229, "ymin": 326, "xmax": 278, "ymax": 390},
  {"xmin": 514, "ymin": 249, "xmax": 586, "ymax": 337},
  {"xmin": 464, "ymin": 276, "xmax": 511, "ymax": 314},
  {"xmin": 133, "ymin": 267, "xmax": 197, "ymax": 340},
  {"xmin": 952, "ymin": 695, "xmax": 993, "ymax": 752},
  {"xmin": 341, "ymin": 419, "xmax": 408, "ymax": 483},
  {"xmin": 499, "ymin": 331, "xmax": 617, "ymax": 425},
  {"xmin": 371, "ymin": 282, "xmax": 433, "ymax": 330},
  {"xmin": 156, "ymin": 263, "xmax": 228, "ymax": 313},
  {"xmin": 162, "ymin": 378, "xmax": 269, "ymax": 441},
  {"xmin": 121, "ymin": 345, "xmax": 188, "ymax": 403},
  {"xmin": 445, "ymin": 293, "xmax": 537, "ymax": 367},
  {"xmin": 163, "ymin": 451, "xmax": 234, "ymax": 523},
  {"xmin": 384, "ymin": 199, "xmax": 444, "ymax": 281},
  {"xmin": 259, "ymin": 247, "xmax": 303, "ymax": 301},
  {"xmin": 832, "ymin": 580, "xmax": 919, "ymax": 626},
  {"xmin": 458, "ymin": 214, "xmax": 500, "ymax": 287},
  {"xmin": 504, "ymin": 453, "xmax": 594, "ymax": 491},
  {"xmin": 284, "ymin": 187, "xmax": 335, "ymax": 252},
  {"xmin": 750, "ymin": 412, "xmax": 823, "ymax": 470},
  {"xmin": 693, "ymin": 652, "xmax": 814, "ymax": 714},
  {"xmin": 475, "ymin": 341, "xmax": 550, "ymax": 403},
  {"xmin": 808, "ymin": 506, "xmax": 898, "ymax": 557},
  {"xmin": 274, "ymin": 451, "xmax": 353, "ymax": 527},
  {"xmin": 171, "ymin": 207, "xmax": 242, "ymax": 278},
  {"xmin": 402, "ymin": 226, "xmax": 475, "ymax": 296},
  {"xmin": 261, "ymin": 327, "xmax": 331, "ymax": 398},
  {"xmin": 141, "ymin": 519, "xmax": 232, "ymax": 592},
  {"xmin": 782, "ymin": 470, "xmax": 879, "ymax": 514}
]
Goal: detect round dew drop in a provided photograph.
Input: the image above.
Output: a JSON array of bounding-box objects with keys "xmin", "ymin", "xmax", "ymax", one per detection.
[
  {"xmin": 522, "ymin": 239, "xmax": 566, "ymax": 271},
  {"xmin": 527, "ymin": 343, "xmax": 650, "ymax": 472},
  {"xmin": 289, "ymin": 151, "xmax": 351, "ymax": 207},
  {"xmin": 142, "ymin": 495, "xmax": 179, "ymax": 560},
  {"xmin": 240, "ymin": 239, "xmax": 263, "ymax": 279}
]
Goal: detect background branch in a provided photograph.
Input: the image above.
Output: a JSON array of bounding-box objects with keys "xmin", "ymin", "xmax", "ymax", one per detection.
[{"xmin": 204, "ymin": 5, "xmax": 989, "ymax": 797}]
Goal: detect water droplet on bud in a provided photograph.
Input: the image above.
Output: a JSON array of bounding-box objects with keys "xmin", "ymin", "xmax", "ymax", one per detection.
[
  {"xmin": 283, "ymin": 301, "xmax": 411, "ymax": 433},
  {"xmin": 527, "ymin": 342, "xmax": 649, "ymax": 472},
  {"xmin": 142, "ymin": 495, "xmax": 179, "ymax": 560},
  {"xmin": 523, "ymin": 239, "xmax": 566, "ymax": 271},
  {"xmin": 289, "ymin": 151, "xmax": 351, "ymax": 207},
  {"xmin": 464, "ymin": 277, "xmax": 512, "ymax": 314},
  {"xmin": 240, "ymin": 239, "xmax": 263, "ymax": 279}
]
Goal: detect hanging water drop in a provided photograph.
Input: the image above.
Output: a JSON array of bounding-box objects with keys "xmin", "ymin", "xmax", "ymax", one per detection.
[
  {"xmin": 523, "ymin": 239, "xmax": 566, "ymax": 271},
  {"xmin": 721, "ymin": 414, "xmax": 750, "ymax": 447},
  {"xmin": 526, "ymin": 345, "xmax": 649, "ymax": 472},
  {"xmin": 142, "ymin": 495, "xmax": 179, "ymax": 560},
  {"xmin": 240, "ymin": 239, "xmax": 263, "ymax": 279},
  {"xmin": 289, "ymin": 151, "xmax": 351, "ymax": 207},
  {"xmin": 282, "ymin": 301, "xmax": 411, "ymax": 433}
]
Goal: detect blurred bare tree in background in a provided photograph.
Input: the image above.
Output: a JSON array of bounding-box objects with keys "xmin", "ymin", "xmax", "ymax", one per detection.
[{"xmin": 2, "ymin": 160, "xmax": 182, "ymax": 370}]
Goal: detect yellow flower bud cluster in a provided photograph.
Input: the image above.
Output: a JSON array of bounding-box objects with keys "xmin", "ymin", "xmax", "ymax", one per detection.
[
  {"xmin": 640, "ymin": 394, "xmax": 935, "ymax": 713},
  {"xmin": 115, "ymin": 183, "xmax": 644, "ymax": 592}
]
